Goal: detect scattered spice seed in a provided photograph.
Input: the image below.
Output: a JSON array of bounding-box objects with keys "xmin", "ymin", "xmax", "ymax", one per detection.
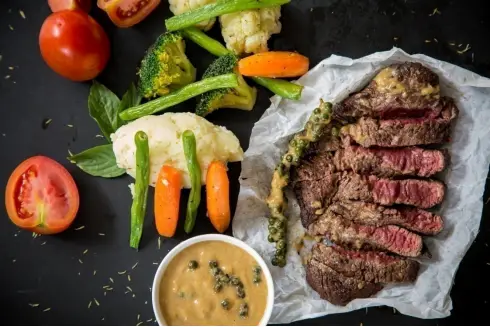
[
  {"xmin": 78, "ymin": 259, "xmax": 83, "ymax": 264},
  {"xmin": 433, "ymin": 38, "xmax": 438, "ymax": 43},
  {"xmin": 137, "ymin": 314, "xmax": 140, "ymax": 321},
  {"xmin": 74, "ymin": 225, "xmax": 85, "ymax": 230},
  {"xmin": 95, "ymin": 134, "xmax": 104, "ymax": 138},
  {"xmin": 145, "ymin": 301, "xmax": 148, "ymax": 305},
  {"xmin": 425, "ymin": 40, "xmax": 431, "ymax": 43},
  {"xmin": 9, "ymin": 25, "xmax": 14, "ymax": 31},
  {"xmin": 147, "ymin": 319, "xmax": 153, "ymax": 322},
  {"xmin": 104, "ymin": 292, "xmax": 107, "ymax": 296},
  {"xmin": 5, "ymin": 75, "xmax": 11, "ymax": 79},
  {"xmin": 94, "ymin": 298, "xmax": 100, "ymax": 306},
  {"xmin": 458, "ymin": 43, "xmax": 463, "ymax": 47},
  {"xmin": 132, "ymin": 294, "xmax": 136, "ymax": 298},
  {"xmin": 393, "ymin": 307, "xmax": 397, "ymax": 313},
  {"xmin": 457, "ymin": 44, "xmax": 471, "ymax": 54},
  {"xmin": 393, "ymin": 37, "xmax": 398, "ymax": 41},
  {"xmin": 128, "ymin": 275, "xmax": 131, "ymax": 282},
  {"xmin": 125, "ymin": 291, "xmax": 130, "ymax": 294},
  {"xmin": 485, "ymin": 197, "xmax": 490, "ymax": 205},
  {"xmin": 98, "ymin": 233, "xmax": 105, "ymax": 236},
  {"xmin": 29, "ymin": 303, "xmax": 40, "ymax": 307},
  {"xmin": 93, "ymin": 270, "xmax": 97, "ymax": 276},
  {"xmin": 68, "ymin": 149, "xmax": 74, "ymax": 157},
  {"xmin": 486, "ymin": 262, "xmax": 490, "ymax": 265},
  {"xmin": 429, "ymin": 8, "xmax": 441, "ymax": 16},
  {"xmin": 153, "ymin": 262, "xmax": 159, "ymax": 265},
  {"xmin": 110, "ymin": 278, "xmax": 114, "ymax": 283},
  {"xmin": 67, "ymin": 124, "xmax": 74, "ymax": 128},
  {"xmin": 8, "ymin": 66, "xmax": 14, "ymax": 70},
  {"xmin": 83, "ymin": 249, "xmax": 88, "ymax": 255},
  {"xmin": 136, "ymin": 322, "xmax": 143, "ymax": 326},
  {"xmin": 158, "ymin": 237, "xmax": 161, "ymax": 250},
  {"xmin": 43, "ymin": 308, "xmax": 51, "ymax": 312},
  {"xmin": 19, "ymin": 10, "xmax": 26, "ymax": 19},
  {"xmin": 126, "ymin": 286, "xmax": 133, "ymax": 292},
  {"xmin": 132, "ymin": 262, "xmax": 139, "ymax": 269},
  {"xmin": 118, "ymin": 270, "xmax": 127, "ymax": 275},
  {"xmin": 449, "ymin": 42, "xmax": 456, "ymax": 46},
  {"xmin": 13, "ymin": 259, "xmax": 16, "ymax": 263},
  {"xmin": 88, "ymin": 301, "xmax": 93, "ymax": 309},
  {"xmin": 41, "ymin": 241, "xmax": 46, "ymax": 245},
  {"xmin": 106, "ymin": 287, "xmax": 113, "ymax": 291}
]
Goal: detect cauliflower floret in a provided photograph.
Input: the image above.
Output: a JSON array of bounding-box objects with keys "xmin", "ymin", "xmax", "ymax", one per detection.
[
  {"xmin": 168, "ymin": 0, "xmax": 217, "ymax": 31},
  {"xmin": 220, "ymin": 6, "xmax": 282, "ymax": 55}
]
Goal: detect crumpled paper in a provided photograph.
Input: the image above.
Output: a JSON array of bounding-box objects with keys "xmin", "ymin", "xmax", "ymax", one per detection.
[{"xmin": 232, "ymin": 48, "xmax": 490, "ymax": 323}]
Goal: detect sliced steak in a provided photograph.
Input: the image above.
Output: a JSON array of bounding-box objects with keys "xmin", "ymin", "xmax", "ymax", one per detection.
[
  {"xmin": 335, "ymin": 172, "xmax": 445, "ymax": 209},
  {"xmin": 340, "ymin": 97, "xmax": 458, "ymax": 147},
  {"xmin": 308, "ymin": 210, "xmax": 423, "ymax": 257},
  {"xmin": 333, "ymin": 145, "xmax": 447, "ymax": 177},
  {"xmin": 306, "ymin": 258, "xmax": 383, "ymax": 306},
  {"xmin": 311, "ymin": 244, "xmax": 420, "ymax": 283},
  {"xmin": 329, "ymin": 200, "xmax": 444, "ymax": 235},
  {"xmin": 333, "ymin": 63, "xmax": 441, "ymax": 122}
]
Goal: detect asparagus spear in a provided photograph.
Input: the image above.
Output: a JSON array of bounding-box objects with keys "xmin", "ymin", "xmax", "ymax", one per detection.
[{"xmin": 266, "ymin": 100, "xmax": 333, "ymax": 267}]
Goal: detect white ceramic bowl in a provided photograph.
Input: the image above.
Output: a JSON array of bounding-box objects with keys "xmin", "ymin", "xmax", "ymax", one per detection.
[{"xmin": 152, "ymin": 234, "xmax": 274, "ymax": 326}]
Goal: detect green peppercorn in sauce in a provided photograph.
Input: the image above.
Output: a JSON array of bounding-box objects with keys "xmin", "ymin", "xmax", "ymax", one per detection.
[{"xmin": 159, "ymin": 241, "xmax": 267, "ymax": 325}]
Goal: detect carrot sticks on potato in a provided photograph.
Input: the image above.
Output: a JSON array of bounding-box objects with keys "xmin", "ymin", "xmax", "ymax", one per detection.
[
  {"xmin": 238, "ymin": 51, "xmax": 309, "ymax": 78},
  {"xmin": 154, "ymin": 165, "xmax": 182, "ymax": 237},
  {"xmin": 206, "ymin": 161, "xmax": 230, "ymax": 233}
]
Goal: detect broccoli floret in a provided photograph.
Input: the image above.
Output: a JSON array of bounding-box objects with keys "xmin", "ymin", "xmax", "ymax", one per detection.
[
  {"xmin": 196, "ymin": 53, "xmax": 257, "ymax": 117},
  {"xmin": 138, "ymin": 32, "xmax": 196, "ymax": 99}
]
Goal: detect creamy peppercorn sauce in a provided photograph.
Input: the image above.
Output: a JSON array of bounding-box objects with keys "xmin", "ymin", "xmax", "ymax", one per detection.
[{"xmin": 159, "ymin": 241, "xmax": 268, "ymax": 326}]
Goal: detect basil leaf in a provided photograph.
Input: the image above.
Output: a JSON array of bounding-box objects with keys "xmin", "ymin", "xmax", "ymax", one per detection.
[
  {"xmin": 88, "ymin": 81, "xmax": 123, "ymax": 141},
  {"xmin": 120, "ymin": 83, "xmax": 142, "ymax": 112},
  {"xmin": 68, "ymin": 144, "xmax": 126, "ymax": 178}
]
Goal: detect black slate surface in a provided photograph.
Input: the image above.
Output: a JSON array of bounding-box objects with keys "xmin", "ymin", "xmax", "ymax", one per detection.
[{"xmin": 1, "ymin": 0, "xmax": 489, "ymax": 325}]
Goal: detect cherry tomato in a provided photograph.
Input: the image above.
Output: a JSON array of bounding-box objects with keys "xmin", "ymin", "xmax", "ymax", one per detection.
[
  {"xmin": 5, "ymin": 156, "xmax": 80, "ymax": 235},
  {"xmin": 39, "ymin": 10, "xmax": 110, "ymax": 81},
  {"xmin": 48, "ymin": 0, "xmax": 92, "ymax": 13},
  {"xmin": 98, "ymin": 0, "xmax": 161, "ymax": 28}
]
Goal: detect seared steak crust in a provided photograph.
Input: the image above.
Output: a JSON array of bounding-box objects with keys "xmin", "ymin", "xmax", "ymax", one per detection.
[{"xmin": 333, "ymin": 63, "xmax": 442, "ymax": 122}]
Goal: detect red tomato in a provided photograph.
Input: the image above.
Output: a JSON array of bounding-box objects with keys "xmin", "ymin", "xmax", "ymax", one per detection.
[
  {"xmin": 5, "ymin": 156, "xmax": 80, "ymax": 235},
  {"xmin": 98, "ymin": 0, "xmax": 161, "ymax": 28},
  {"xmin": 39, "ymin": 10, "xmax": 110, "ymax": 81},
  {"xmin": 48, "ymin": 0, "xmax": 92, "ymax": 13}
]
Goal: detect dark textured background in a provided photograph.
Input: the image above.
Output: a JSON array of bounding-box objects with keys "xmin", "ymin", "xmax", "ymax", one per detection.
[{"xmin": 1, "ymin": 0, "xmax": 489, "ymax": 325}]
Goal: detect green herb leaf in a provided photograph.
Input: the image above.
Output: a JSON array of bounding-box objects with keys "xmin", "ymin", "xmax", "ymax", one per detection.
[
  {"xmin": 88, "ymin": 81, "xmax": 123, "ymax": 141},
  {"xmin": 120, "ymin": 83, "xmax": 142, "ymax": 112},
  {"xmin": 68, "ymin": 144, "xmax": 125, "ymax": 178}
]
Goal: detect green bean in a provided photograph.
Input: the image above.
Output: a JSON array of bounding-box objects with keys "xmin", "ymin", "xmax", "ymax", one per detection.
[
  {"xmin": 182, "ymin": 130, "xmax": 201, "ymax": 234},
  {"xmin": 129, "ymin": 131, "xmax": 150, "ymax": 249},
  {"xmin": 165, "ymin": 0, "xmax": 291, "ymax": 32},
  {"xmin": 119, "ymin": 74, "xmax": 238, "ymax": 121},
  {"xmin": 251, "ymin": 77, "xmax": 304, "ymax": 101}
]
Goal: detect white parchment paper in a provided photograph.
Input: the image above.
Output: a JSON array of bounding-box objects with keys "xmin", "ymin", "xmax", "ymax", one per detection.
[{"xmin": 232, "ymin": 48, "xmax": 490, "ymax": 322}]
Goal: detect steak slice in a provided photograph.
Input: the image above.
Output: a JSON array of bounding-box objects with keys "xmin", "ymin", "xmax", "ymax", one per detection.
[
  {"xmin": 333, "ymin": 145, "xmax": 447, "ymax": 177},
  {"xmin": 335, "ymin": 172, "xmax": 445, "ymax": 209},
  {"xmin": 306, "ymin": 258, "xmax": 383, "ymax": 306},
  {"xmin": 340, "ymin": 97, "xmax": 458, "ymax": 147},
  {"xmin": 333, "ymin": 63, "xmax": 442, "ymax": 122},
  {"xmin": 311, "ymin": 244, "xmax": 420, "ymax": 283},
  {"xmin": 308, "ymin": 210, "xmax": 423, "ymax": 257},
  {"xmin": 329, "ymin": 200, "xmax": 444, "ymax": 235}
]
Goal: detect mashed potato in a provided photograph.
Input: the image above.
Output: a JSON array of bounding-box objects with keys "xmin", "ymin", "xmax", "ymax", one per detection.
[{"xmin": 111, "ymin": 113, "xmax": 243, "ymax": 189}]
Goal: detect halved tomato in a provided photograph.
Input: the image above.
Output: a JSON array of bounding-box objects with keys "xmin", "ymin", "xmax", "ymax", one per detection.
[
  {"xmin": 97, "ymin": 0, "xmax": 161, "ymax": 28},
  {"xmin": 5, "ymin": 156, "xmax": 80, "ymax": 235}
]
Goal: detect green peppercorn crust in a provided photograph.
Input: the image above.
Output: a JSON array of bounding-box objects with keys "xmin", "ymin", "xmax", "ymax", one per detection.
[{"xmin": 266, "ymin": 100, "xmax": 333, "ymax": 267}]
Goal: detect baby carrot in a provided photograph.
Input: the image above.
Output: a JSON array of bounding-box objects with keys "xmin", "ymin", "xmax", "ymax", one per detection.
[
  {"xmin": 154, "ymin": 165, "xmax": 182, "ymax": 237},
  {"xmin": 238, "ymin": 51, "xmax": 309, "ymax": 78},
  {"xmin": 206, "ymin": 161, "xmax": 230, "ymax": 233}
]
